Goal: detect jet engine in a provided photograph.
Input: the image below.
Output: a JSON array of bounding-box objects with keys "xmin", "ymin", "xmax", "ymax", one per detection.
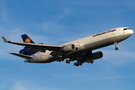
[
  {"xmin": 61, "ymin": 44, "xmax": 75, "ymax": 52},
  {"xmin": 89, "ymin": 51, "xmax": 103, "ymax": 60}
]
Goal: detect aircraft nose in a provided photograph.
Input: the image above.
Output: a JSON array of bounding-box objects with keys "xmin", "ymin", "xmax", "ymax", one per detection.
[
  {"xmin": 123, "ymin": 29, "xmax": 134, "ymax": 39},
  {"xmin": 130, "ymin": 30, "xmax": 134, "ymax": 35}
]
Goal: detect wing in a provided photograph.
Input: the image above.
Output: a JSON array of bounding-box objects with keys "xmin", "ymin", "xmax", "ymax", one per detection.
[{"xmin": 2, "ymin": 36, "xmax": 62, "ymax": 51}]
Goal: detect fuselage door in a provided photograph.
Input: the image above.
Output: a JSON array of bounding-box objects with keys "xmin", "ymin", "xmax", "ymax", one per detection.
[
  {"xmin": 116, "ymin": 28, "xmax": 121, "ymax": 42},
  {"xmin": 117, "ymin": 28, "xmax": 120, "ymax": 35}
]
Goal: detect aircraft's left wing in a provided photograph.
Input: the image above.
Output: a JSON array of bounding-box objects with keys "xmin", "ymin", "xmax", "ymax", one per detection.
[{"xmin": 2, "ymin": 36, "xmax": 62, "ymax": 51}]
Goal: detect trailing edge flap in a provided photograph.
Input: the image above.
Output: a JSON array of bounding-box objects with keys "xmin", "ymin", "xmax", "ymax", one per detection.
[
  {"xmin": 10, "ymin": 53, "xmax": 33, "ymax": 59},
  {"xmin": 2, "ymin": 36, "xmax": 62, "ymax": 51}
]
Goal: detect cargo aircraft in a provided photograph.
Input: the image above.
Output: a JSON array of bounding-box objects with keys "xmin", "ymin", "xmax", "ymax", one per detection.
[{"xmin": 2, "ymin": 27, "xmax": 133, "ymax": 66}]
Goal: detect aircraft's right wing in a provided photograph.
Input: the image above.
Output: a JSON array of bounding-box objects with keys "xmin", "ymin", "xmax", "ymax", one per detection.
[{"xmin": 2, "ymin": 36, "xmax": 62, "ymax": 51}]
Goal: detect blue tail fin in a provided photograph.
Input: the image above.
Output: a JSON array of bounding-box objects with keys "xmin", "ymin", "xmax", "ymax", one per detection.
[
  {"xmin": 20, "ymin": 34, "xmax": 36, "ymax": 55},
  {"xmin": 21, "ymin": 34, "xmax": 35, "ymax": 43}
]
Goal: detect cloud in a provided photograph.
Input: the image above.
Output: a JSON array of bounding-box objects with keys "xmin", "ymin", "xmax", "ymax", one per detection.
[
  {"xmin": 103, "ymin": 49, "xmax": 135, "ymax": 65},
  {"xmin": 13, "ymin": 83, "xmax": 27, "ymax": 90},
  {"xmin": 56, "ymin": 8, "xmax": 71, "ymax": 20},
  {"xmin": 0, "ymin": 78, "xmax": 62, "ymax": 90},
  {"xmin": 41, "ymin": 8, "xmax": 71, "ymax": 32},
  {"xmin": 42, "ymin": 22, "xmax": 66, "ymax": 32},
  {"xmin": 10, "ymin": 80, "xmax": 62, "ymax": 90},
  {"xmin": 0, "ymin": 0, "xmax": 9, "ymax": 23},
  {"xmin": 125, "ymin": 0, "xmax": 135, "ymax": 8},
  {"xmin": 57, "ymin": 0, "xmax": 130, "ymax": 7}
]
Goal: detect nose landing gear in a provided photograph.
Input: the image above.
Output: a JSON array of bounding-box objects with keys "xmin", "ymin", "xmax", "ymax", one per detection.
[{"xmin": 114, "ymin": 42, "xmax": 119, "ymax": 50}]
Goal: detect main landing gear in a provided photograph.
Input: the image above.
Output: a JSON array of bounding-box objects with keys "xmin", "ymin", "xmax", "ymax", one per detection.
[
  {"xmin": 65, "ymin": 58, "xmax": 83, "ymax": 66},
  {"xmin": 114, "ymin": 42, "xmax": 119, "ymax": 50},
  {"xmin": 74, "ymin": 57, "xmax": 86, "ymax": 67},
  {"xmin": 74, "ymin": 62, "xmax": 82, "ymax": 66},
  {"xmin": 66, "ymin": 59, "xmax": 70, "ymax": 64},
  {"xmin": 66, "ymin": 58, "xmax": 76, "ymax": 64},
  {"xmin": 57, "ymin": 58, "xmax": 64, "ymax": 62}
]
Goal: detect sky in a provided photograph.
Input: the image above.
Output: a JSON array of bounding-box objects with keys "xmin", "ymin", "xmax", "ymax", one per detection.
[{"xmin": 0, "ymin": 0, "xmax": 135, "ymax": 90}]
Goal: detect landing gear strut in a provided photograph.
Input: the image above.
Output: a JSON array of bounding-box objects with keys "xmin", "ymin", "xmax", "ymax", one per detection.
[
  {"xmin": 91, "ymin": 60, "xmax": 94, "ymax": 64},
  {"xmin": 114, "ymin": 42, "xmax": 119, "ymax": 50}
]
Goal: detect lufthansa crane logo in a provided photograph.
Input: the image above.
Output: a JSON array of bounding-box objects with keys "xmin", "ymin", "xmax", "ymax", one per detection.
[{"xmin": 25, "ymin": 38, "xmax": 31, "ymax": 43}]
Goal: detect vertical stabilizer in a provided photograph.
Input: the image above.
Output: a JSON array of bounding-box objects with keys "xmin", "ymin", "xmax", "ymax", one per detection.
[
  {"xmin": 21, "ymin": 34, "xmax": 35, "ymax": 43},
  {"xmin": 20, "ymin": 34, "xmax": 37, "ymax": 55}
]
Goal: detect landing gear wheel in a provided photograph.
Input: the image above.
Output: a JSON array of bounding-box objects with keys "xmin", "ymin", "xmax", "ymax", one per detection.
[
  {"xmin": 74, "ymin": 62, "xmax": 77, "ymax": 66},
  {"xmin": 66, "ymin": 60, "xmax": 70, "ymax": 64},
  {"xmin": 58, "ymin": 60, "xmax": 61, "ymax": 62},
  {"xmin": 115, "ymin": 47, "xmax": 118, "ymax": 50},
  {"xmin": 78, "ymin": 62, "xmax": 82, "ymax": 66},
  {"xmin": 62, "ymin": 59, "xmax": 64, "ymax": 61},
  {"xmin": 74, "ymin": 62, "xmax": 79, "ymax": 66}
]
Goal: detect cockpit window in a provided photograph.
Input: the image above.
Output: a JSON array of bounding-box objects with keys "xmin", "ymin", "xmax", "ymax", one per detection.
[{"xmin": 124, "ymin": 28, "xmax": 131, "ymax": 30}]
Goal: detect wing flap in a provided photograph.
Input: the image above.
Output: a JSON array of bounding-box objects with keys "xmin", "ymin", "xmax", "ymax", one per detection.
[{"xmin": 10, "ymin": 53, "xmax": 33, "ymax": 59}]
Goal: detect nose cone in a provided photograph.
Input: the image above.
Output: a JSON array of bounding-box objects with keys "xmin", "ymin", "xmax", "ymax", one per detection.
[
  {"xmin": 129, "ymin": 30, "xmax": 134, "ymax": 35},
  {"xmin": 125, "ymin": 30, "xmax": 134, "ymax": 39},
  {"xmin": 125, "ymin": 30, "xmax": 134, "ymax": 36},
  {"xmin": 126, "ymin": 30, "xmax": 134, "ymax": 38}
]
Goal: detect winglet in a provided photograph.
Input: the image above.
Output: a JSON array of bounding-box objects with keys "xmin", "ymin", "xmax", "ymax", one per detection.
[{"xmin": 2, "ymin": 36, "xmax": 8, "ymax": 42}]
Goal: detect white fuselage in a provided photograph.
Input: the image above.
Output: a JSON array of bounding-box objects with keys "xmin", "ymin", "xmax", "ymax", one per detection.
[{"xmin": 27, "ymin": 27, "xmax": 133, "ymax": 63}]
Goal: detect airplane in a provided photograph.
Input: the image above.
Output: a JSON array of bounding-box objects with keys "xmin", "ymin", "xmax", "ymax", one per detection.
[{"xmin": 2, "ymin": 27, "xmax": 134, "ymax": 66}]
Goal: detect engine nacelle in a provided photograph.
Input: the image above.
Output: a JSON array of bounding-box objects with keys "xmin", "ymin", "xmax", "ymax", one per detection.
[
  {"xmin": 89, "ymin": 51, "xmax": 103, "ymax": 60},
  {"xmin": 61, "ymin": 44, "xmax": 75, "ymax": 52}
]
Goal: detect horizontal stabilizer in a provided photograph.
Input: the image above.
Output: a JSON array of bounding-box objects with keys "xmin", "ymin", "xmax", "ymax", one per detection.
[{"xmin": 10, "ymin": 53, "xmax": 33, "ymax": 59}]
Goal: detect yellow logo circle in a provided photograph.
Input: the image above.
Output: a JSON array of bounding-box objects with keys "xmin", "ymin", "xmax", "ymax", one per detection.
[{"xmin": 25, "ymin": 38, "xmax": 31, "ymax": 43}]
